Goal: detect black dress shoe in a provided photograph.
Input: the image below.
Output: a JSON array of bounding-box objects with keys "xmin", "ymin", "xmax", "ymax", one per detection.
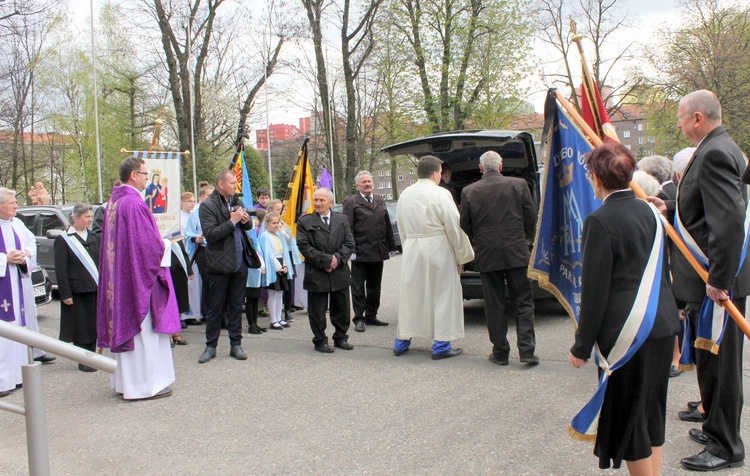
[
  {"xmin": 432, "ymin": 348, "xmax": 463, "ymax": 360},
  {"xmin": 670, "ymin": 365, "xmax": 683, "ymax": 378},
  {"xmin": 688, "ymin": 400, "xmax": 702, "ymax": 410},
  {"xmin": 185, "ymin": 318, "xmax": 202, "ymax": 326},
  {"xmin": 34, "ymin": 354, "xmax": 57, "ymax": 363},
  {"xmin": 679, "ymin": 407, "xmax": 707, "ymax": 422},
  {"xmin": 198, "ymin": 346, "xmax": 216, "ymax": 364},
  {"xmin": 681, "ymin": 450, "xmax": 743, "ymax": 471},
  {"xmin": 334, "ymin": 341, "xmax": 354, "ymax": 350},
  {"xmin": 365, "ymin": 318, "xmax": 389, "ymax": 326},
  {"xmin": 393, "ymin": 348, "xmax": 409, "ymax": 356},
  {"xmin": 248, "ymin": 326, "xmax": 262, "ymax": 335},
  {"xmin": 78, "ymin": 363, "xmax": 98, "ymax": 372},
  {"xmin": 354, "ymin": 321, "xmax": 365, "ymax": 332},
  {"xmin": 520, "ymin": 354, "xmax": 540, "ymax": 365},
  {"xmin": 315, "ymin": 344, "xmax": 334, "ymax": 353},
  {"xmin": 489, "ymin": 353, "xmax": 509, "ymax": 366},
  {"xmin": 230, "ymin": 346, "xmax": 248, "ymax": 360},
  {"xmin": 689, "ymin": 428, "xmax": 710, "ymax": 446}
]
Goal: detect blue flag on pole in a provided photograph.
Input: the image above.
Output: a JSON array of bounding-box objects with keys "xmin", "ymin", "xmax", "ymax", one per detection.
[{"xmin": 529, "ymin": 90, "xmax": 601, "ymax": 323}]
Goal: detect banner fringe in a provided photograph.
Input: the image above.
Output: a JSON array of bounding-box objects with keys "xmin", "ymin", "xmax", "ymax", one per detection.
[{"xmin": 678, "ymin": 363, "xmax": 695, "ymax": 372}]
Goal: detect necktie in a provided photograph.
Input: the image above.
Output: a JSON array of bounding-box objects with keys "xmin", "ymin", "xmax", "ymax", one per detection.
[
  {"xmin": 323, "ymin": 216, "xmax": 329, "ymax": 226},
  {"xmin": 366, "ymin": 196, "xmax": 372, "ymax": 203}
]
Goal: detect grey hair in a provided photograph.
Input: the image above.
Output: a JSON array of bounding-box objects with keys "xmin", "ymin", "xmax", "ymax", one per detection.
[
  {"xmin": 682, "ymin": 90, "xmax": 722, "ymax": 123},
  {"xmin": 354, "ymin": 171, "xmax": 372, "ymax": 184},
  {"xmin": 632, "ymin": 170, "xmax": 660, "ymax": 197},
  {"xmin": 638, "ymin": 155, "xmax": 673, "ymax": 183},
  {"xmin": 0, "ymin": 188, "xmax": 16, "ymax": 204},
  {"xmin": 71, "ymin": 203, "xmax": 93, "ymax": 221},
  {"xmin": 316, "ymin": 187, "xmax": 334, "ymax": 201},
  {"xmin": 672, "ymin": 147, "xmax": 696, "ymax": 176},
  {"xmin": 479, "ymin": 150, "xmax": 503, "ymax": 171}
]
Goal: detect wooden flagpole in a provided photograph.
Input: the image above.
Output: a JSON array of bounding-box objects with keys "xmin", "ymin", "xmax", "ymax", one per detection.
[{"xmin": 553, "ymin": 89, "xmax": 750, "ymax": 343}]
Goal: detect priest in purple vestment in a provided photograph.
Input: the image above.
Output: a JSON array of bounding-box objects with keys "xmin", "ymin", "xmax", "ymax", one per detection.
[{"xmin": 97, "ymin": 157, "xmax": 181, "ymax": 400}]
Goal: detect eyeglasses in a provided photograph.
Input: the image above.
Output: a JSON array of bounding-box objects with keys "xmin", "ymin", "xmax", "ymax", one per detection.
[{"xmin": 136, "ymin": 172, "xmax": 149, "ymax": 176}]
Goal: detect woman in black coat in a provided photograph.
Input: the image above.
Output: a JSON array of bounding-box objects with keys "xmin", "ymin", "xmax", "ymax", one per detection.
[
  {"xmin": 54, "ymin": 204, "xmax": 101, "ymax": 372},
  {"xmin": 569, "ymin": 143, "xmax": 680, "ymax": 474}
]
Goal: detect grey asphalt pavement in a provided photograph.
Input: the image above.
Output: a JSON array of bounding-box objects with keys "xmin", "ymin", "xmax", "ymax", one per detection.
[{"xmin": 1, "ymin": 254, "xmax": 749, "ymax": 475}]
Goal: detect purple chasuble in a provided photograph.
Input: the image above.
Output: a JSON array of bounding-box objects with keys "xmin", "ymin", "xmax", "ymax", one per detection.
[
  {"xmin": 97, "ymin": 185, "xmax": 180, "ymax": 352},
  {"xmin": 0, "ymin": 225, "xmax": 25, "ymax": 325}
]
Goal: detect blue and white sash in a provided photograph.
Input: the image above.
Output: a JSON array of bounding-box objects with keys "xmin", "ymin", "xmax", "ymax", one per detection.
[
  {"xmin": 61, "ymin": 233, "xmax": 99, "ymax": 285},
  {"xmin": 569, "ymin": 203, "xmax": 664, "ymax": 440},
  {"xmin": 674, "ymin": 198, "xmax": 750, "ymax": 358}
]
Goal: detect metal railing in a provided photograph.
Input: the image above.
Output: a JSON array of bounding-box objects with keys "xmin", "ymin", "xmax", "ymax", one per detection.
[{"xmin": 0, "ymin": 320, "xmax": 116, "ymax": 476}]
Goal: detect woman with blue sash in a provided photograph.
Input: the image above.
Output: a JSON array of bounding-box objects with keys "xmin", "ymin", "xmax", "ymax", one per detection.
[
  {"xmin": 569, "ymin": 143, "xmax": 680, "ymax": 473},
  {"xmin": 53, "ymin": 204, "xmax": 101, "ymax": 372}
]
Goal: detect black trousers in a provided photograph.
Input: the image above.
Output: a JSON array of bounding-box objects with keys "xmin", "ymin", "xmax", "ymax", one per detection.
[
  {"xmin": 205, "ymin": 267, "xmax": 248, "ymax": 349},
  {"xmin": 688, "ymin": 298, "xmax": 745, "ymax": 462},
  {"xmin": 480, "ymin": 267, "xmax": 536, "ymax": 359},
  {"xmin": 308, "ymin": 288, "xmax": 350, "ymax": 346},
  {"xmin": 245, "ymin": 287, "xmax": 261, "ymax": 328},
  {"xmin": 350, "ymin": 261, "xmax": 384, "ymax": 323}
]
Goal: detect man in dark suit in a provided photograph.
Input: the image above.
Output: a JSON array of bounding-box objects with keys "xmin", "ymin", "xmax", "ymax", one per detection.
[
  {"xmin": 460, "ymin": 150, "xmax": 539, "ymax": 366},
  {"xmin": 652, "ymin": 90, "xmax": 749, "ymax": 471},
  {"xmin": 197, "ymin": 169, "xmax": 256, "ymax": 364},
  {"xmin": 297, "ymin": 187, "xmax": 355, "ymax": 353},
  {"xmin": 342, "ymin": 171, "xmax": 396, "ymax": 333}
]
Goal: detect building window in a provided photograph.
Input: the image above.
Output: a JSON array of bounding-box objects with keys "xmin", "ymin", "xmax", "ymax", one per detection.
[
  {"xmin": 625, "ymin": 144, "xmax": 632, "ymax": 150},
  {"xmin": 386, "ymin": 193, "xmax": 393, "ymax": 200},
  {"xmin": 637, "ymin": 123, "xmax": 643, "ymax": 131},
  {"xmin": 409, "ymin": 168, "xmax": 415, "ymax": 175},
  {"xmin": 648, "ymin": 137, "xmax": 655, "ymax": 143},
  {"xmin": 638, "ymin": 137, "xmax": 644, "ymax": 144},
  {"xmin": 398, "ymin": 175, "xmax": 404, "ymax": 181},
  {"xmin": 410, "ymin": 180, "xmax": 416, "ymax": 185},
  {"xmin": 622, "ymin": 131, "xmax": 631, "ymax": 138},
  {"xmin": 378, "ymin": 170, "xmax": 385, "ymax": 177},
  {"xmin": 386, "ymin": 170, "xmax": 391, "ymax": 176}
]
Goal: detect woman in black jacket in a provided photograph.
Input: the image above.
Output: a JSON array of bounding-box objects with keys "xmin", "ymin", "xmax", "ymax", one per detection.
[
  {"xmin": 54, "ymin": 204, "xmax": 101, "ymax": 372},
  {"xmin": 569, "ymin": 143, "xmax": 680, "ymax": 474}
]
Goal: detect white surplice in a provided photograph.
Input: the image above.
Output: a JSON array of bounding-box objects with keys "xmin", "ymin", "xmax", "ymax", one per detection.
[{"xmin": 396, "ymin": 179, "xmax": 474, "ymax": 341}]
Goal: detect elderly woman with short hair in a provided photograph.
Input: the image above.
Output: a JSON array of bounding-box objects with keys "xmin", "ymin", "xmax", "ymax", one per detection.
[{"xmin": 54, "ymin": 204, "xmax": 101, "ymax": 372}]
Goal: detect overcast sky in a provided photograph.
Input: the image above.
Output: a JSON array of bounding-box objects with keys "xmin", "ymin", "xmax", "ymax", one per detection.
[{"xmin": 70, "ymin": 0, "xmax": 685, "ymax": 125}]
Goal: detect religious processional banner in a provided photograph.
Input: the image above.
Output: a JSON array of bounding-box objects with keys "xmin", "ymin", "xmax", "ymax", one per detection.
[
  {"xmin": 231, "ymin": 150, "xmax": 254, "ymax": 209},
  {"xmin": 282, "ymin": 138, "xmax": 315, "ymax": 238},
  {"xmin": 528, "ymin": 90, "xmax": 601, "ymax": 323},
  {"xmin": 131, "ymin": 150, "xmax": 183, "ymax": 238}
]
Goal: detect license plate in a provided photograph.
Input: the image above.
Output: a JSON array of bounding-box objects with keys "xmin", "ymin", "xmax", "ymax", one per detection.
[{"xmin": 33, "ymin": 286, "xmax": 46, "ymax": 298}]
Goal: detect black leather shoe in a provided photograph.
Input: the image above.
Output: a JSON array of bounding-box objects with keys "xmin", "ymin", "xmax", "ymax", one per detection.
[
  {"xmin": 34, "ymin": 354, "xmax": 57, "ymax": 363},
  {"xmin": 670, "ymin": 365, "xmax": 683, "ymax": 378},
  {"xmin": 315, "ymin": 344, "xmax": 334, "ymax": 353},
  {"xmin": 520, "ymin": 354, "xmax": 540, "ymax": 365},
  {"xmin": 185, "ymin": 318, "xmax": 202, "ymax": 326},
  {"xmin": 78, "ymin": 363, "xmax": 98, "ymax": 372},
  {"xmin": 354, "ymin": 321, "xmax": 365, "ymax": 332},
  {"xmin": 198, "ymin": 347, "xmax": 216, "ymax": 364},
  {"xmin": 432, "ymin": 348, "xmax": 463, "ymax": 360},
  {"xmin": 393, "ymin": 348, "xmax": 409, "ymax": 356},
  {"xmin": 688, "ymin": 400, "xmax": 702, "ymax": 410},
  {"xmin": 248, "ymin": 326, "xmax": 262, "ymax": 335},
  {"xmin": 689, "ymin": 428, "xmax": 710, "ymax": 446},
  {"xmin": 230, "ymin": 346, "xmax": 248, "ymax": 360},
  {"xmin": 365, "ymin": 318, "xmax": 389, "ymax": 326},
  {"xmin": 681, "ymin": 450, "xmax": 743, "ymax": 471},
  {"xmin": 334, "ymin": 341, "xmax": 354, "ymax": 350},
  {"xmin": 679, "ymin": 408, "xmax": 707, "ymax": 422},
  {"xmin": 489, "ymin": 353, "xmax": 509, "ymax": 366}
]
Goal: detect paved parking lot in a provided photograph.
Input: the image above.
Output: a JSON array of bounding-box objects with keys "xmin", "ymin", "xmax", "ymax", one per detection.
[{"xmin": 2, "ymin": 254, "xmax": 749, "ymax": 474}]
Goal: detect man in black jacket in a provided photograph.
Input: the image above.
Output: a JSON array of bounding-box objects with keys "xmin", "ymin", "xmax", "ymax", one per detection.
[
  {"xmin": 460, "ymin": 151, "xmax": 538, "ymax": 366},
  {"xmin": 297, "ymin": 188, "xmax": 355, "ymax": 353},
  {"xmin": 198, "ymin": 170, "xmax": 255, "ymax": 363},
  {"xmin": 342, "ymin": 171, "xmax": 395, "ymax": 333},
  {"xmin": 654, "ymin": 90, "xmax": 749, "ymax": 472}
]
